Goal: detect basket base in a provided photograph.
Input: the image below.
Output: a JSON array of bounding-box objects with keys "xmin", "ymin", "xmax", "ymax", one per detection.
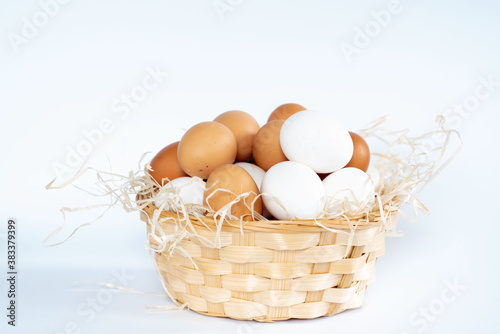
[
  {"xmin": 167, "ymin": 281, "xmax": 368, "ymax": 321},
  {"xmin": 179, "ymin": 296, "xmax": 364, "ymax": 322}
]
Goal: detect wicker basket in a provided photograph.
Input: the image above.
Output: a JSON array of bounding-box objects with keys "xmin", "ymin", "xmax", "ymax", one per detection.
[{"xmin": 140, "ymin": 200, "xmax": 397, "ymax": 322}]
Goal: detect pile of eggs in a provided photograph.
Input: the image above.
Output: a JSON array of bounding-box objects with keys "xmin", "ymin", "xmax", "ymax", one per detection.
[{"xmin": 149, "ymin": 103, "xmax": 380, "ymax": 221}]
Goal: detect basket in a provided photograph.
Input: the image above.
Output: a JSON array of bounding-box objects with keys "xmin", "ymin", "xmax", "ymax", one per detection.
[{"xmin": 140, "ymin": 201, "xmax": 397, "ymax": 322}]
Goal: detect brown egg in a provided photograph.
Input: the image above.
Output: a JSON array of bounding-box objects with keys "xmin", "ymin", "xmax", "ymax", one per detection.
[
  {"xmin": 267, "ymin": 103, "xmax": 306, "ymax": 123},
  {"xmin": 214, "ymin": 110, "xmax": 260, "ymax": 162},
  {"xmin": 204, "ymin": 164, "xmax": 263, "ymax": 220},
  {"xmin": 344, "ymin": 132, "xmax": 370, "ymax": 172},
  {"xmin": 148, "ymin": 142, "xmax": 188, "ymax": 186},
  {"xmin": 178, "ymin": 122, "xmax": 237, "ymax": 179},
  {"xmin": 252, "ymin": 120, "xmax": 288, "ymax": 171}
]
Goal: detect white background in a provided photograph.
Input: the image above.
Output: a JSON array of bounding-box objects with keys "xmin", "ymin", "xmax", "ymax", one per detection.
[{"xmin": 1, "ymin": 0, "xmax": 499, "ymax": 333}]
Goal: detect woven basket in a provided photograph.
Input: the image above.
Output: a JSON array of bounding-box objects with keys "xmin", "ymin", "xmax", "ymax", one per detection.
[{"xmin": 140, "ymin": 202, "xmax": 396, "ymax": 321}]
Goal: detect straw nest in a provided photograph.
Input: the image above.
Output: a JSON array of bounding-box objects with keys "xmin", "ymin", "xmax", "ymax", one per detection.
[{"xmin": 45, "ymin": 116, "xmax": 460, "ymax": 321}]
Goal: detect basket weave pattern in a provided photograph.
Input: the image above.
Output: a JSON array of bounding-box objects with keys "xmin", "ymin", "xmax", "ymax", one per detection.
[{"xmin": 142, "ymin": 206, "xmax": 388, "ymax": 321}]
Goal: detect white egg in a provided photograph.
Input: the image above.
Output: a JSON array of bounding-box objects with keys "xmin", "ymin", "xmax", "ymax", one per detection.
[
  {"xmin": 235, "ymin": 162, "xmax": 265, "ymax": 190},
  {"xmin": 323, "ymin": 167, "xmax": 375, "ymax": 214},
  {"xmin": 154, "ymin": 177, "xmax": 206, "ymax": 210},
  {"xmin": 366, "ymin": 165, "xmax": 381, "ymax": 191},
  {"xmin": 236, "ymin": 162, "xmax": 273, "ymax": 219},
  {"xmin": 280, "ymin": 110, "xmax": 353, "ymax": 173},
  {"xmin": 262, "ymin": 161, "xmax": 325, "ymax": 220}
]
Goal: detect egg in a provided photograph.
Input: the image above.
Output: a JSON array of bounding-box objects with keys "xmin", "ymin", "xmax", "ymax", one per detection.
[
  {"xmin": 262, "ymin": 161, "xmax": 325, "ymax": 220},
  {"xmin": 267, "ymin": 103, "xmax": 306, "ymax": 122},
  {"xmin": 178, "ymin": 122, "xmax": 237, "ymax": 179},
  {"xmin": 280, "ymin": 110, "xmax": 353, "ymax": 173},
  {"xmin": 214, "ymin": 111, "xmax": 260, "ymax": 162},
  {"xmin": 323, "ymin": 167, "xmax": 375, "ymax": 214},
  {"xmin": 236, "ymin": 162, "xmax": 272, "ymax": 218},
  {"xmin": 154, "ymin": 177, "xmax": 206, "ymax": 211},
  {"xmin": 344, "ymin": 132, "xmax": 370, "ymax": 172},
  {"xmin": 235, "ymin": 162, "xmax": 265, "ymax": 190},
  {"xmin": 204, "ymin": 164, "xmax": 263, "ymax": 220},
  {"xmin": 252, "ymin": 120, "xmax": 288, "ymax": 171},
  {"xmin": 149, "ymin": 142, "xmax": 188, "ymax": 186}
]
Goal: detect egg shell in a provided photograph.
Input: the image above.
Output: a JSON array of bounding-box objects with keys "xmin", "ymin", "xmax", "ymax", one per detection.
[
  {"xmin": 252, "ymin": 120, "xmax": 288, "ymax": 171},
  {"xmin": 154, "ymin": 177, "xmax": 206, "ymax": 211},
  {"xmin": 214, "ymin": 111, "xmax": 260, "ymax": 162},
  {"xmin": 344, "ymin": 132, "xmax": 370, "ymax": 172},
  {"xmin": 149, "ymin": 142, "xmax": 188, "ymax": 186},
  {"xmin": 267, "ymin": 103, "xmax": 306, "ymax": 123},
  {"xmin": 323, "ymin": 167, "xmax": 375, "ymax": 214},
  {"xmin": 178, "ymin": 122, "xmax": 237, "ymax": 179},
  {"xmin": 235, "ymin": 162, "xmax": 265, "ymax": 190},
  {"xmin": 280, "ymin": 110, "xmax": 354, "ymax": 173},
  {"xmin": 204, "ymin": 164, "xmax": 263, "ymax": 220},
  {"xmin": 236, "ymin": 162, "xmax": 273, "ymax": 218},
  {"xmin": 262, "ymin": 161, "xmax": 325, "ymax": 220}
]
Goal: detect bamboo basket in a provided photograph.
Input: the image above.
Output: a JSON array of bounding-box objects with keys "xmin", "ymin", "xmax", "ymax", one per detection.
[{"xmin": 140, "ymin": 200, "xmax": 397, "ymax": 321}]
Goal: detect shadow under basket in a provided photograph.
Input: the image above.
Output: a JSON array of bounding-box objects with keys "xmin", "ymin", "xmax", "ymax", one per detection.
[{"xmin": 140, "ymin": 204, "xmax": 397, "ymax": 322}]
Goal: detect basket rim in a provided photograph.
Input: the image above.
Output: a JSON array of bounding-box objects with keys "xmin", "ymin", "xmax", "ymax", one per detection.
[{"xmin": 141, "ymin": 201, "xmax": 397, "ymax": 233}]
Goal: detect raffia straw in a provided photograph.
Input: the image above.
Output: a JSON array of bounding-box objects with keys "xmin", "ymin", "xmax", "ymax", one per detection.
[
  {"xmin": 70, "ymin": 281, "xmax": 165, "ymax": 296},
  {"xmin": 145, "ymin": 303, "xmax": 188, "ymax": 312},
  {"xmin": 45, "ymin": 114, "xmax": 459, "ymax": 247}
]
